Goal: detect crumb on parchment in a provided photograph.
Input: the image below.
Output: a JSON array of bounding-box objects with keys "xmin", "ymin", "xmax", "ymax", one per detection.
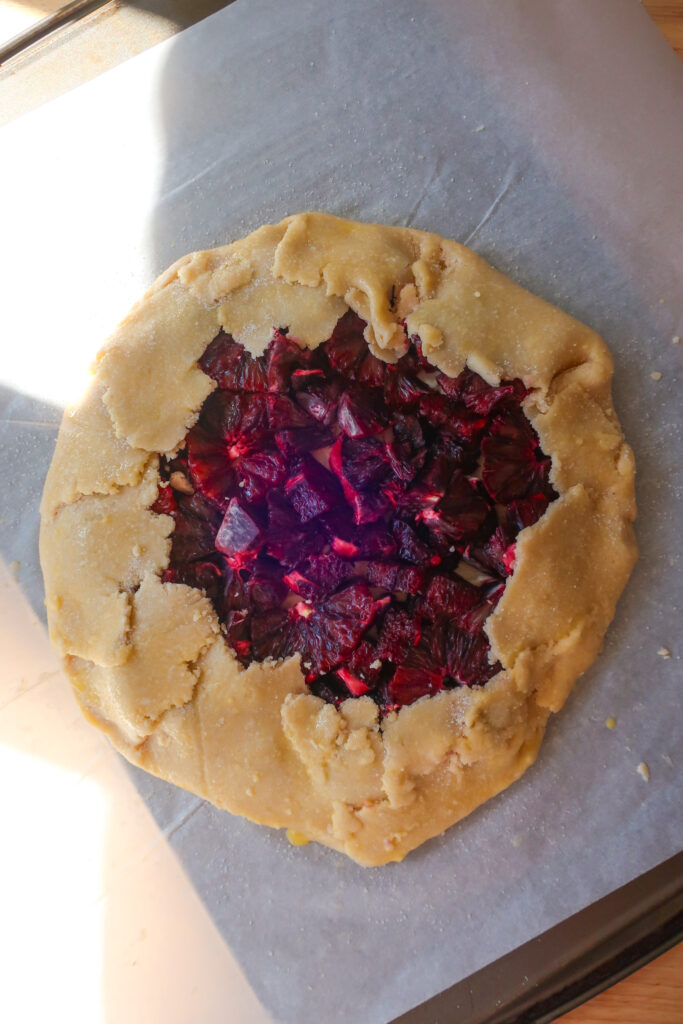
[
  {"xmin": 605, "ymin": 716, "xmax": 617, "ymax": 730},
  {"xmin": 637, "ymin": 762, "xmax": 650, "ymax": 782},
  {"xmin": 657, "ymin": 647, "xmax": 671, "ymax": 659}
]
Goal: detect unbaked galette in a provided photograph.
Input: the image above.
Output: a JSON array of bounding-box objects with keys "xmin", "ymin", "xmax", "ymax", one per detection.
[{"xmin": 40, "ymin": 213, "xmax": 637, "ymax": 865}]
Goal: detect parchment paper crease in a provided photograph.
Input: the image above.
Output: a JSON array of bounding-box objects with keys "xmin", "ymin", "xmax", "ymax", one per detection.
[{"xmin": 0, "ymin": 2, "xmax": 680, "ymax": 1021}]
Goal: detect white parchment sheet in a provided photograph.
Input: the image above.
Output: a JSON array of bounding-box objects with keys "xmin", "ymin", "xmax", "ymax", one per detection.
[{"xmin": 0, "ymin": 2, "xmax": 681, "ymax": 1022}]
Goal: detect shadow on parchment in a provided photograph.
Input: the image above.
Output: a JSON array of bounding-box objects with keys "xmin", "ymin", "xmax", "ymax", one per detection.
[{"xmin": 0, "ymin": 383, "xmax": 61, "ymax": 623}]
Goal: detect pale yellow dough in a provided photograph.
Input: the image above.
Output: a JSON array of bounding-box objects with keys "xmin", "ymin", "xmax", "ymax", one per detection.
[{"xmin": 39, "ymin": 213, "xmax": 637, "ymax": 866}]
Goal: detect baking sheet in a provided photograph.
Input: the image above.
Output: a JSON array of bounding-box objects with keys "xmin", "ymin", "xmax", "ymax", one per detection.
[{"xmin": 1, "ymin": 2, "xmax": 681, "ymax": 1022}]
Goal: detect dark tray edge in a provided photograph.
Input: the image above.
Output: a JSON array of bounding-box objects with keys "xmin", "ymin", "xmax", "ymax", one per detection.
[{"xmin": 393, "ymin": 850, "xmax": 683, "ymax": 1024}]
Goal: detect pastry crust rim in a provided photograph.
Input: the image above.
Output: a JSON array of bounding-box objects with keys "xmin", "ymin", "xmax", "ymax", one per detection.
[{"xmin": 39, "ymin": 212, "xmax": 637, "ymax": 866}]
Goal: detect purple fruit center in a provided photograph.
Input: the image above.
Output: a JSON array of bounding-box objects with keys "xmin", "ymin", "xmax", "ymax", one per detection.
[{"xmin": 153, "ymin": 312, "xmax": 556, "ymax": 713}]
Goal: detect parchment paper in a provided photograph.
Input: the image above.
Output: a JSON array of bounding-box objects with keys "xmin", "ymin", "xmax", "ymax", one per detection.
[{"xmin": 1, "ymin": 2, "xmax": 681, "ymax": 1022}]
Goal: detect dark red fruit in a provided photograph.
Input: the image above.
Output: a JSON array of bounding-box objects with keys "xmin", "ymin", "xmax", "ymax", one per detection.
[
  {"xmin": 198, "ymin": 389, "xmax": 269, "ymax": 442},
  {"xmin": 443, "ymin": 626, "xmax": 499, "ymax": 686},
  {"xmin": 199, "ymin": 331, "xmax": 268, "ymax": 391},
  {"xmin": 354, "ymin": 521, "xmax": 398, "ymax": 559},
  {"xmin": 382, "ymin": 478, "xmax": 443, "ymax": 513},
  {"xmin": 423, "ymin": 574, "xmax": 480, "ymax": 617},
  {"xmin": 237, "ymin": 448, "xmax": 288, "ymax": 504},
  {"xmin": 356, "ymin": 350, "xmax": 388, "ymax": 387},
  {"xmin": 417, "ymin": 393, "xmax": 487, "ymax": 444},
  {"xmin": 420, "ymin": 446, "xmax": 471, "ymax": 496},
  {"xmin": 152, "ymin": 485, "xmax": 178, "ymax": 517},
  {"xmin": 161, "ymin": 560, "xmax": 222, "ymax": 601},
  {"xmin": 215, "ymin": 499, "xmax": 261, "ymax": 568},
  {"xmin": 283, "ymin": 570, "xmax": 318, "ymax": 601},
  {"xmin": 412, "ymin": 336, "xmax": 436, "ymax": 372},
  {"xmin": 337, "ymin": 387, "xmax": 387, "ymax": 438},
  {"xmin": 437, "ymin": 368, "xmax": 528, "ymax": 414},
  {"xmin": 418, "ymin": 476, "xmax": 490, "ymax": 543},
  {"xmin": 267, "ymin": 331, "xmax": 313, "ymax": 392},
  {"xmin": 376, "ymin": 604, "xmax": 422, "ymax": 662},
  {"xmin": 323, "ymin": 311, "xmax": 367, "ymax": 375},
  {"xmin": 366, "ymin": 562, "xmax": 426, "ymax": 594},
  {"xmin": 329, "ymin": 437, "xmax": 390, "ymax": 525},
  {"xmin": 331, "ymin": 535, "xmax": 360, "ymax": 558},
  {"xmin": 481, "ymin": 408, "xmax": 552, "ymax": 503},
  {"xmin": 388, "ymin": 648, "xmax": 445, "ymax": 707},
  {"xmin": 156, "ymin": 313, "xmax": 557, "ymax": 714},
  {"xmin": 251, "ymin": 607, "xmax": 296, "ymax": 661},
  {"xmin": 294, "ymin": 378, "xmax": 341, "ymax": 424},
  {"xmin": 264, "ymin": 490, "xmax": 324, "ymax": 566},
  {"xmin": 293, "ymin": 581, "xmax": 380, "ymax": 675},
  {"xmin": 384, "ymin": 367, "xmax": 430, "ymax": 409},
  {"xmin": 301, "ymin": 553, "xmax": 355, "ymax": 590},
  {"xmin": 244, "ymin": 561, "xmax": 288, "ymax": 610},
  {"xmin": 275, "ymin": 425, "xmax": 335, "ymax": 454},
  {"xmin": 460, "ymin": 584, "xmax": 506, "ymax": 634},
  {"xmin": 331, "ymin": 436, "xmax": 392, "ymax": 491},
  {"xmin": 463, "ymin": 527, "xmax": 516, "ymax": 579},
  {"xmin": 506, "ymin": 494, "xmax": 551, "ymax": 531},
  {"xmin": 285, "ymin": 455, "xmax": 343, "ymax": 523},
  {"xmin": 344, "ymin": 640, "xmax": 384, "ymax": 687},
  {"xmin": 392, "ymin": 520, "xmax": 441, "ymax": 566},
  {"xmin": 267, "ymin": 393, "xmax": 313, "ymax": 431},
  {"xmin": 185, "ymin": 428, "xmax": 233, "ymax": 506},
  {"xmin": 336, "ymin": 668, "xmax": 371, "ymax": 697},
  {"xmin": 168, "ymin": 492, "xmax": 222, "ymax": 564}
]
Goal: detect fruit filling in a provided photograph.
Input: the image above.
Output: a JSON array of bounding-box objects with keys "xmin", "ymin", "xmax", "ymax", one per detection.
[{"xmin": 152, "ymin": 312, "xmax": 557, "ymax": 713}]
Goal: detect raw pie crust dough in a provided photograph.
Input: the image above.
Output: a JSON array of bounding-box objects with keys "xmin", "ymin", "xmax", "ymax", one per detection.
[{"xmin": 40, "ymin": 213, "xmax": 637, "ymax": 866}]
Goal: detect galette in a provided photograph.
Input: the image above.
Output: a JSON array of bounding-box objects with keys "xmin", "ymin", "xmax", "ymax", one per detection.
[{"xmin": 40, "ymin": 213, "xmax": 637, "ymax": 865}]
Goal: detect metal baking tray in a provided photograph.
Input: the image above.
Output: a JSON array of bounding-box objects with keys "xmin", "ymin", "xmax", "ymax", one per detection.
[{"xmin": 396, "ymin": 851, "xmax": 683, "ymax": 1023}]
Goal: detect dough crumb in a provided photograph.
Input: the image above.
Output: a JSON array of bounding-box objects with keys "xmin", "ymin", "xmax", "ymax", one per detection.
[
  {"xmin": 474, "ymin": 290, "xmax": 481, "ymax": 298},
  {"xmin": 672, "ymin": 335, "xmax": 680, "ymax": 344},
  {"xmin": 636, "ymin": 762, "xmax": 650, "ymax": 782},
  {"xmin": 605, "ymin": 716, "xmax": 617, "ymax": 730},
  {"xmin": 474, "ymin": 124, "xmax": 485, "ymax": 132},
  {"xmin": 650, "ymin": 371, "xmax": 662, "ymax": 381},
  {"xmin": 169, "ymin": 470, "xmax": 193, "ymax": 494},
  {"xmin": 657, "ymin": 647, "xmax": 671, "ymax": 659},
  {"xmin": 286, "ymin": 829, "xmax": 310, "ymax": 847},
  {"xmin": 132, "ymin": 544, "xmax": 141, "ymax": 558}
]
